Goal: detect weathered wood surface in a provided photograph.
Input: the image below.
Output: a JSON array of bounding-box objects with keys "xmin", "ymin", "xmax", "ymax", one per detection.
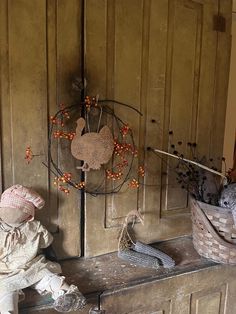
[
  {"xmin": 101, "ymin": 265, "xmax": 235, "ymax": 314},
  {"xmin": 0, "ymin": 0, "xmax": 82, "ymax": 258},
  {"xmin": 84, "ymin": 0, "xmax": 232, "ymax": 257},
  {"xmin": 0, "ymin": 0, "xmax": 232, "ymax": 261},
  {"xmin": 19, "ymin": 236, "xmax": 235, "ymax": 313}
]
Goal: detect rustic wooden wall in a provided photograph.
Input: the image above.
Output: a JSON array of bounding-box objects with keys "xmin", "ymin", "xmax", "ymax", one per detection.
[{"xmin": 0, "ymin": 0, "xmax": 232, "ymax": 258}]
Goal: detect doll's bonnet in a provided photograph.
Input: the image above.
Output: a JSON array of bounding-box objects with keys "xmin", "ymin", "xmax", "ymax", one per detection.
[{"xmin": 0, "ymin": 184, "xmax": 45, "ymax": 218}]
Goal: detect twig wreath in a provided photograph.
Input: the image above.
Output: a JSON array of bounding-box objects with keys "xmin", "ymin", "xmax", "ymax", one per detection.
[{"xmin": 26, "ymin": 96, "xmax": 145, "ymax": 196}]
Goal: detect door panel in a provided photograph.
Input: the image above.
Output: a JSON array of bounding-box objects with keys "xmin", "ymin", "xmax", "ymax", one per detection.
[
  {"xmin": 191, "ymin": 285, "xmax": 227, "ymax": 314},
  {"xmin": 101, "ymin": 266, "xmax": 234, "ymax": 314}
]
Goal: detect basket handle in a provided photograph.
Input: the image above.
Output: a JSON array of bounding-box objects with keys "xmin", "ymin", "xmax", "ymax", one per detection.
[{"xmin": 191, "ymin": 199, "xmax": 236, "ymax": 249}]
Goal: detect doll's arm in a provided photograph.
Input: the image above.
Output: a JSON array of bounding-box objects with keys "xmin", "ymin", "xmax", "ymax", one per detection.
[
  {"xmin": 37, "ymin": 223, "xmax": 58, "ymax": 261},
  {"xmin": 38, "ymin": 223, "xmax": 54, "ymax": 249}
]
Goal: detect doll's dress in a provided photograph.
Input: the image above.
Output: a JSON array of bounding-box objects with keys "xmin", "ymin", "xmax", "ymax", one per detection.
[{"xmin": 0, "ymin": 219, "xmax": 61, "ymax": 295}]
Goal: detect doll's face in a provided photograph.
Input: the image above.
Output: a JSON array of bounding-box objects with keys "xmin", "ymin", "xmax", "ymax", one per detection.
[{"xmin": 0, "ymin": 207, "xmax": 32, "ymax": 225}]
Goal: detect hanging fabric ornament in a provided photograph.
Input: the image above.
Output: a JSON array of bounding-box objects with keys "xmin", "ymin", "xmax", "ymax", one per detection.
[{"xmin": 71, "ymin": 117, "xmax": 114, "ymax": 171}]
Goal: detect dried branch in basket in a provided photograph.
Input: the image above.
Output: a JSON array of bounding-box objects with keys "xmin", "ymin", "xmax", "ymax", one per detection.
[
  {"xmin": 151, "ymin": 144, "xmax": 230, "ymax": 205},
  {"xmin": 153, "ymin": 148, "xmax": 226, "ymax": 179}
]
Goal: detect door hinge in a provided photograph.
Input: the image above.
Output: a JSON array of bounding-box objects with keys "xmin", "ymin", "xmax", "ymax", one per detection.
[{"xmin": 213, "ymin": 15, "xmax": 226, "ymax": 32}]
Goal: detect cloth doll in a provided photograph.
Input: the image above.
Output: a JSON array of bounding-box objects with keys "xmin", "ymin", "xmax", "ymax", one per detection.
[{"xmin": 0, "ymin": 184, "xmax": 86, "ymax": 314}]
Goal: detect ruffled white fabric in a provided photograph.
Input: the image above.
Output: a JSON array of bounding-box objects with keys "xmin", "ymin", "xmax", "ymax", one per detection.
[{"xmin": 0, "ymin": 219, "xmax": 61, "ymax": 293}]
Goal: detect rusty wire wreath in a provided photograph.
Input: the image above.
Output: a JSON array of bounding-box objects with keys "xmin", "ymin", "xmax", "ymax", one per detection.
[{"xmin": 46, "ymin": 98, "xmax": 143, "ymax": 196}]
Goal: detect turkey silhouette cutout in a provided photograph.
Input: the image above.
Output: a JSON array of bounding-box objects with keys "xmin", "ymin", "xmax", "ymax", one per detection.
[{"xmin": 71, "ymin": 117, "xmax": 114, "ymax": 171}]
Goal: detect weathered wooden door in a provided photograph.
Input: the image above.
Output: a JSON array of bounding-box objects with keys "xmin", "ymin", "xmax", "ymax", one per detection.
[
  {"xmin": 0, "ymin": 0, "xmax": 83, "ymax": 258},
  {"xmin": 84, "ymin": 0, "xmax": 231, "ymax": 256},
  {"xmin": 0, "ymin": 0, "xmax": 231, "ymax": 259}
]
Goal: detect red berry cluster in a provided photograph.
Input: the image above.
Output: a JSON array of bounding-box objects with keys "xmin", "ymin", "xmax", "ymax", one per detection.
[{"xmin": 120, "ymin": 124, "xmax": 130, "ymax": 137}]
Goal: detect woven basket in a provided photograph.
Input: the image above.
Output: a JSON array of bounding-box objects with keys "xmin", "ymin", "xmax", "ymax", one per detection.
[{"xmin": 191, "ymin": 198, "xmax": 236, "ymax": 264}]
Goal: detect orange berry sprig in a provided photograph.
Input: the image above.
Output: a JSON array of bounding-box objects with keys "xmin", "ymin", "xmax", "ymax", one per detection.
[
  {"xmin": 53, "ymin": 173, "xmax": 85, "ymax": 194},
  {"xmin": 120, "ymin": 124, "xmax": 130, "ymax": 137},
  {"xmin": 114, "ymin": 139, "xmax": 138, "ymax": 157},
  {"xmin": 126, "ymin": 166, "xmax": 145, "ymax": 189},
  {"xmin": 56, "ymin": 181, "xmax": 85, "ymax": 194},
  {"xmin": 53, "ymin": 131, "xmax": 75, "ymax": 140},
  {"xmin": 25, "ymin": 146, "xmax": 33, "ymax": 164},
  {"xmin": 50, "ymin": 116, "xmax": 64, "ymax": 126},
  {"xmin": 106, "ymin": 139, "xmax": 138, "ymax": 181},
  {"xmin": 127, "ymin": 167, "xmax": 145, "ymax": 189},
  {"xmin": 50, "ymin": 104, "xmax": 70, "ymax": 127},
  {"xmin": 138, "ymin": 166, "xmax": 145, "ymax": 177},
  {"xmin": 128, "ymin": 179, "xmax": 139, "ymax": 189},
  {"xmin": 58, "ymin": 186, "xmax": 70, "ymax": 195},
  {"xmin": 59, "ymin": 104, "xmax": 70, "ymax": 122},
  {"xmin": 84, "ymin": 95, "xmax": 98, "ymax": 111},
  {"xmin": 54, "ymin": 172, "xmax": 72, "ymax": 184},
  {"xmin": 106, "ymin": 169, "xmax": 123, "ymax": 181},
  {"xmin": 54, "ymin": 173, "xmax": 71, "ymax": 195},
  {"xmin": 75, "ymin": 182, "xmax": 85, "ymax": 189}
]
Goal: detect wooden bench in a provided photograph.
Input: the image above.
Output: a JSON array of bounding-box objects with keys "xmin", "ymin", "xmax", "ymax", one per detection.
[{"xmin": 20, "ymin": 237, "xmax": 233, "ymax": 313}]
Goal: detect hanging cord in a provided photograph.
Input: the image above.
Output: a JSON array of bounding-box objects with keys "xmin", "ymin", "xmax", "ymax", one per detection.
[
  {"xmin": 97, "ymin": 97, "xmax": 103, "ymax": 133},
  {"xmin": 85, "ymin": 110, "xmax": 91, "ymax": 133}
]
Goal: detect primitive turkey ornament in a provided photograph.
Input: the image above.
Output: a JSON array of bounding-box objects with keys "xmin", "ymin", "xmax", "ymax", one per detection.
[{"xmin": 71, "ymin": 117, "xmax": 114, "ymax": 171}]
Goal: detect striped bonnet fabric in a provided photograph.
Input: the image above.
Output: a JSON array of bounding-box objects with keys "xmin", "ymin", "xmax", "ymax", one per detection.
[{"xmin": 0, "ymin": 184, "xmax": 45, "ymax": 217}]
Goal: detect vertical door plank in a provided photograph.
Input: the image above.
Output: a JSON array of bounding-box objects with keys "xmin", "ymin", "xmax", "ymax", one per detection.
[
  {"xmin": 52, "ymin": 0, "xmax": 82, "ymax": 257},
  {"xmin": 162, "ymin": 0, "xmax": 204, "ymax": 212},
  {"xmin": 0, "ymin": 0, "xmax": 83, "ymax": 258},
  {"xmin": 85, "ymin": 0, "xmax": 150, "ymax": 256},
  {"xmin": 0, "ymin": 0, "xmax": 9, "ymax": 193},
  {"xmin": 210, "ymin": 0, "xmax": 232, "ymax": 160},
  {"xmin": 46, "ymin": 0, "xmax": 58, "ymax": 231},
  {"xmin": 0, "ymin": 0, "xmax": 49, "ymax": 217}
]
